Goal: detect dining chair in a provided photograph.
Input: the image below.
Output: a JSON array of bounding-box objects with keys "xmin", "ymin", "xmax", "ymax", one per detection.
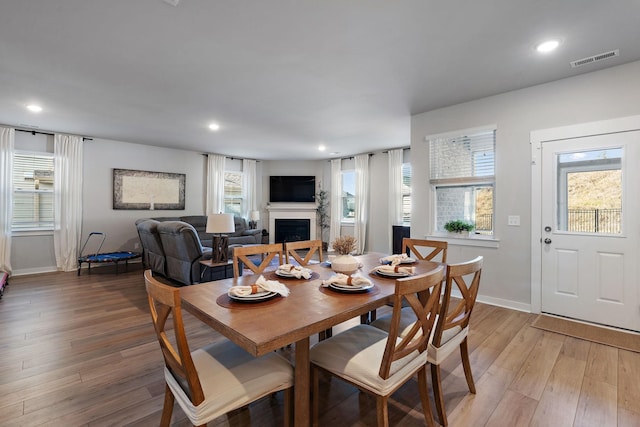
[
  {"xmin": 144, "ymin": 270, "xmax": 294, "ymax": 427},
  {"xmin": 370, "ymin": 256, "xmax": 483, "ymax": 426},
  {"xmin": 284, "ymin": 239, "xmax": 323, "ymax": 265},
  {"xmin": 402, "ymin": 237, "xmax": 448, "ymax": 263},
  {"xmin": 310, "ymin": 266, "xmax": 445, "ymax": 427},
  {"xmin": 232, "ymin": 243, "xmax": 284, "ymax": 278}
]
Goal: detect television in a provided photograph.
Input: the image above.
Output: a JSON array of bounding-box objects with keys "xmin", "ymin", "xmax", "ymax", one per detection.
[{"xmin": 269, "ymin": 176, "xmax": 316, "ymax": 203}]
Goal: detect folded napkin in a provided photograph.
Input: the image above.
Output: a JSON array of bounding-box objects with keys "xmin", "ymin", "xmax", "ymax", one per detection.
[
  {"xmin": 371, "ymin": 264, "xmax": 416, "ymax": 275},
  {"xmin": 321, "ymin": 273, "xmax": 372, "ymax": 288},
  {"xmin": 277, "ymin": 263, "xmax": 312, "ymax": 279},
  {"xmin": 379, "ymin": 253, "xmax": 411, "ymax": 265},
  {"xmin": 228, "ymin": 275, "xmax": 290, "ymax": 297}
]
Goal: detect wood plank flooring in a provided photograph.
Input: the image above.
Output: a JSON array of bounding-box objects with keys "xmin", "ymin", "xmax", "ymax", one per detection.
[{"xmin": 1, "ymin": 265, "xmax": 639, "ymax": 426}]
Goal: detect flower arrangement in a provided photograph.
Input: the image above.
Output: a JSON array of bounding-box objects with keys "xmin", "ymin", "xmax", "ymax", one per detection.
[
  {"xmin": 331, "ymin": 235, "xmax": 357, "ymax": 255},
  {"xmin": 444, "ymin": 220, "xmax": 475, "ymax": 233}
]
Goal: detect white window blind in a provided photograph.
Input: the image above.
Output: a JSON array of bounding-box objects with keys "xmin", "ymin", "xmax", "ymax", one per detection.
[
  {"xmin": 429, "ymin": 129, "xmax": 495, "ymax": 184},
  {"xmin": 224, "ymin": 171, "xmax": 243, "ymax": 216},
  {"xmin": 13, "ymin": 152, "xmax": 54, "ymax": 230},
  {"xmin": 402, "ymin": 163, "xmax": 411, "ymax": 224}
]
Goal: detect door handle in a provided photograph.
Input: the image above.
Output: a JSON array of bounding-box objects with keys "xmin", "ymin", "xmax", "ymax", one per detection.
[{"xmin": 544, "ymin": 238, "xmax": 552, "ymax": 244}]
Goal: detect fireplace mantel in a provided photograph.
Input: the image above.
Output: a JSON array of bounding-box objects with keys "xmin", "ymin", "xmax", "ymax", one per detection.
[{"xmin": 267, "ymin": 204, "xmax": 317, "ymax": 243}]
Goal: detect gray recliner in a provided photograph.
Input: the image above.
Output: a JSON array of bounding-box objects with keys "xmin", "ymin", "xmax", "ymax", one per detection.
[
  {"xmin": 135, "ymin": 219, "xmax": 166, "ymax": 276},
  {"xmin": 157, "ymin": 221, "xmax": 212, "ymax": 286}
]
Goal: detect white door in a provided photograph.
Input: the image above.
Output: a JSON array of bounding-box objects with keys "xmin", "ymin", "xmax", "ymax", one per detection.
[{"xmin": 541, "ymin": 131, "xmax": 639, "ymax": 332}]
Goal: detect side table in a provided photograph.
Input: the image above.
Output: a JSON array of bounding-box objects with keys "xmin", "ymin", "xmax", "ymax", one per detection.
[{"xmin": 199, "ymin": 259, "xmax": 238, "ymax": 282}]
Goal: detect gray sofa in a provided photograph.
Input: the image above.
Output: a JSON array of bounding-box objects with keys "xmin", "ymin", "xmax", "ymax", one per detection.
[{"xmin": 149, "ymin": 215, "xmax": 262, "ymax": 247}]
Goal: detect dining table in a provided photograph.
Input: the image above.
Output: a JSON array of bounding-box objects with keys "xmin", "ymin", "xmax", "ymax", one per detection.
[{"xmin": 179, "ymin": 251, "xmax": 442, "ymax": 427}]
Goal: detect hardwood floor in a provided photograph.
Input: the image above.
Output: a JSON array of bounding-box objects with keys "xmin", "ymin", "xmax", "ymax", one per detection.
[{"xmin": 1, "ymin": 265, "xmax": 638, "ymax": 426}]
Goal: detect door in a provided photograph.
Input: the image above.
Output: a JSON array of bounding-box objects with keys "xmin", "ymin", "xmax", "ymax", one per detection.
[{"xmin": 541, "ymin": 131, "xmax": 639, "ymax": 332}]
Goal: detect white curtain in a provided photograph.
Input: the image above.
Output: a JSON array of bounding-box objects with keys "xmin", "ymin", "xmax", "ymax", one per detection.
[
  {"xmin": 53, "ymin": 134, "xmax": 84, "ymax": 272},
  {"xmin": 0, "ymin": 127, "xmax": 15, "ymax": 274},
  {"xmin": 354, "ymin": 154, "xmax": 369, "ymax": 254},
  {"xmin": 388, "ymin": 149, "xmax": 404, "ymax": 251},
  {"xmin": 206, "ymin": 154, "xmax": 226, "ymax": 214},
  {"xmin": 328, "ymin": 159, "xmax": 342, "ymax": 251},
  {"xmin": 242, "ymin": 159, "xmax": 257, "ymax": 218}
]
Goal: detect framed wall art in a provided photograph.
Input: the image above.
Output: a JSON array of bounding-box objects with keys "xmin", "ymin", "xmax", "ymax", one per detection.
[{"xmin": 113, "ymin": 168, "xmax": 185, "ymax": 210}]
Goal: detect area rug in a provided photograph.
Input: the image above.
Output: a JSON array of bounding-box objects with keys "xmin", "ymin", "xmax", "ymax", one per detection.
[{"xmin": 531, "ymin": 314, "xmax": 640, "ymax": 353}]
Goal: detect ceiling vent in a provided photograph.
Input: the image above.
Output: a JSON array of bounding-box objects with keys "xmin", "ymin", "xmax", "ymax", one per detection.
[{"xmin": 570, "ymin": 49, "xmax": 619, "ymax": 68}]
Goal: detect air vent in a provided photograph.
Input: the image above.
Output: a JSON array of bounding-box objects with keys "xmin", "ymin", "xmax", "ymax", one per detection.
[{"xmin": 570, "ymin": 49, "xmax": 619, "ymax": 68}]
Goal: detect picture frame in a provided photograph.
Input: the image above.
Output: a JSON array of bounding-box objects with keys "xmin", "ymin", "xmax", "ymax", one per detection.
[{"xmin": 113, "ymin": 168, "xmax": 185, "ymax": 210}]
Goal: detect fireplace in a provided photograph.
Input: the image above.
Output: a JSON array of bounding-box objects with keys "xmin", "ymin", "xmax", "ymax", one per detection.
[{"xmin": 275, "ymin": 219, "xmax": 310, "ymax": 243}]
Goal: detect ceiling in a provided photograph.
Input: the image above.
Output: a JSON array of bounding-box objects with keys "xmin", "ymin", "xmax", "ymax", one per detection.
[{"xmin": 1, "ymin": 1, "xmax": 640, "ymax": 160}]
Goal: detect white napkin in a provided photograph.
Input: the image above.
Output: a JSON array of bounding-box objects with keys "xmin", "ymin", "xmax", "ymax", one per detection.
[
  {"xmin": 321, "ymin": 273, "xmax": 372, "ymax": 288},
  {"xmin": 379, "ymin": 253, "xmax": 411, "ymax": 265},
  {"xmin": 277, "ymin": 263, "xmax": 312, "ymax": 279},
  {"xmin": 371, "ymin": 264, "xmax": 416, "ymax": 275},
  {"xmin": 228, "ymin": 275, "xmax": 290, "ymax": 297}
]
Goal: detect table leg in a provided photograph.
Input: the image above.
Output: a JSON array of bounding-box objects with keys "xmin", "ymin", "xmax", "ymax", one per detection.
[{"xmin": 294, "ymin": 336, "xmax": 310, "ymax": 427}]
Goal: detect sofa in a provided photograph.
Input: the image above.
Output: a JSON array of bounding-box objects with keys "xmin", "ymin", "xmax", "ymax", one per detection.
[{"xmin": 148, "ymin": 215, "xmax": 262, "ymax": 247}]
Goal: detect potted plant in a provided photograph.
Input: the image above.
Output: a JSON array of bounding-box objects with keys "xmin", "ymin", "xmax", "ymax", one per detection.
[
  {"xmin": 330, "ymin": 235, "xmax": 359, "ymax": 275},
  {"xmin": 444, "ymin": 219, "xmax": 475, "ymax": 236},
  {"xmin": 316, "ymin": 188, "xmax": 330, "ymax": 250}
]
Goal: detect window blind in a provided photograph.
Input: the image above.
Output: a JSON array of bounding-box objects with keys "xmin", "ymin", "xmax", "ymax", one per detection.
[{"xmin": 429, "ymin": 129, "xmax": 495, "ymax": 184}]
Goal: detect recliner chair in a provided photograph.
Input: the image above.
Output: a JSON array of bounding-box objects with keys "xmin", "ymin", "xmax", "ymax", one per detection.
[
  {"xmin": 157, "ymin": 221, "xmax": 212, "ymax": 285},
  {"xmin": 135, "ymin": 219, "xmax": 166, "ymax": 276}
]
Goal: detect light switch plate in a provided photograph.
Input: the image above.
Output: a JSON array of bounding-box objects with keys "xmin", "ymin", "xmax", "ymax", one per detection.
[{"xmin": 508, "ymin": 215, "xmax": 520, "ymax": 226}]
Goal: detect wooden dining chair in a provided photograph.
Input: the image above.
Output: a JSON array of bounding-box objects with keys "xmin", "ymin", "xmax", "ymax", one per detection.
[
  {"xmin": 310, "ymin": 267, "xmax": 445, "ymax": 427},
  {"xmin": 402, "ymin": 237, "xmax": 448, "ymax": 263},
  {"xmin": 284, "ymin": 239, "xmax": 323, "ymax": 265},
  {"xmin": 232, "ymin": 243, "xmax": 284, "ymax": 278},
  {"xmin": 369, "ymin": 256, "xmax": 483, "ymax": 426},
  {"xmin": 144, "ymin": 270, "xmax": 294, "ymax": 427}
]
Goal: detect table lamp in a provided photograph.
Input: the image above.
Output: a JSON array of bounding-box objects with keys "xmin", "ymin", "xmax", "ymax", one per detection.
[
  {"xmin": 249, "ymin": 210, "xmax": 260, "ymax": 229},
  {"xmin": 206, "ymin": 213, "xmax": 235, "ymax": 262}
]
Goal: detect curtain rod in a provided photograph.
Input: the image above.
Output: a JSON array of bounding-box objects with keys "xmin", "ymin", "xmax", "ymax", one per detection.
[
  {"xmin": 15, "ymin": 128, "xmax": 93, "ymax": 141},
  {"xmin": 201, "ymin": 153, "xmax": 260, "ymax": 162}
]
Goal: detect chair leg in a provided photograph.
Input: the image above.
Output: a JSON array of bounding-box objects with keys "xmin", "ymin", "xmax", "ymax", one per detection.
[
  {"xmin": 460, "ymin": 338, "xmax": 476, "ymax": 394},
  {"xmin": 376, "ymin": 395, "xmax": 389, "ymax": 427},
  {"xmin": 160, "ymin": 384, "xmax": 175, "ymax": 427},
  {"xmin": 312, "ymin": 366, "xmax": 320, "ymax": 427},
  {"xmin": 430, "ymin": 363, "xmax": 447, "ymax": 427},
  {"xmin": 283, "ymin": 387, "xmax": 294, "ymax": 427},
  {"xmin": 417, "ymin": 366, "xmax": 436, "ymax": 427}
]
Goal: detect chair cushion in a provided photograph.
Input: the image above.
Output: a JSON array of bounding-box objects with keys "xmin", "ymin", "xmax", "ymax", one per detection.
[
  {"xmin": 310, "ymin": 324, "xmax": 427, "ymax": 396},
  {"xmin": 165, "ymin": 339, "xmax": 293, "ymax": 426}
]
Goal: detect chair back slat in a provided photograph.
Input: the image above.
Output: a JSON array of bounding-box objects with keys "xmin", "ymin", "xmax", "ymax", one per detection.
[
  {"xmin": 144, "ymin": 270, "xmax": 205, "ymax": 405},
  {"xmin": 402, "ymin": 238, "xmax": 448, "ymax": 263},
  {"xmin": 284, "ymin": 239, "xmax": 323, "ymax": 265},
  {"xmin": 233, "ymin": 243, "xmax": 284, "ymax": 277},
  {"xmin": 432, "ymin": 256, "xmax": 483, "ymax": 347},
  {"xmin": 379, "ymin": 266, "xmax": 444, "ymax": 379}
]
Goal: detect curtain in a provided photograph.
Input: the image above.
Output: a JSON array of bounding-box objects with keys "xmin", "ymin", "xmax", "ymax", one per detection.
[
  {"xmin": 53, "ymin": 134, "xmax": 84, "ymax": 272},
  {"xmin": 328, "ymin": 159, "xmax": 342, "ymax": 251},
  {"xmin": 242, "ymin": 159, "xmax": 257, "ymax": 218},
  {"xmin": 388, "ymin": 149, "xmax": 403, "ymax": 251},
  {"xmin": 354, "ymin": 154, "xmax": 369, "ymax": 254},
  {"xmin": 0, "ymin": 127, "xmax": 15, "ymax": 274},
  {"xmin": 206, "ymin": 154, "xmax": 226, "ymax": 214}
]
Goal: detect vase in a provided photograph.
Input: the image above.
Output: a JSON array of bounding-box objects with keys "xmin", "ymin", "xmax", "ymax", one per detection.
[{"xmin": 331, "ymin": 254, "xmax": 359, "ymax": 275}]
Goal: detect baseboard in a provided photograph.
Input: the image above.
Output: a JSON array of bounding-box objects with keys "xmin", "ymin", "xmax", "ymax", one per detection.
[
  {"xmin": 450, "ymin": 289, "xmax": 531, "ymax": 313},
  {"xmin": 12, "ymin": 266, "xmax": 59, "ymax": 276}
]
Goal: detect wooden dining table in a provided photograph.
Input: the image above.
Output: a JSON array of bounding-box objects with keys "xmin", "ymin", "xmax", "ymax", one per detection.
[{"xmin": 179, "ymin": 252, "xmax": 441, "ymax": 426}]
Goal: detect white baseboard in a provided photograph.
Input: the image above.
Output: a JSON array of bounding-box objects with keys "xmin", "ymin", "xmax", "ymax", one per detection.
[
  {"xmin": 450, "ymin": 289, "xmax": 531, "ymax": 313},
  {"xmin": 12, "ymin": 266, "xmax": 59, "ymax": 276}
]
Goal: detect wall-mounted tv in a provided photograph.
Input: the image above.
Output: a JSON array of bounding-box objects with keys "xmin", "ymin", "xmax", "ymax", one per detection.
[{"xmin": 269, "ymin": 176, "xmax": 316, "ymax": 203}]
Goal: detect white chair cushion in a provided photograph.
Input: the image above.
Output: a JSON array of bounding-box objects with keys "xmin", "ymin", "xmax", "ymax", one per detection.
[
  {"xmin": 165, "ymin": 339, "xmax": 293, "ymax": 426},
  {"xmin": 310, "ymin": 324, "xmax": 428, "ymax": 396}
]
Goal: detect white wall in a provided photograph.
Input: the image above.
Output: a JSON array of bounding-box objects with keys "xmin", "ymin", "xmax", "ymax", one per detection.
[{"xmin": 411, "ymin": 60, "xmax": 640, "ymax": 309}]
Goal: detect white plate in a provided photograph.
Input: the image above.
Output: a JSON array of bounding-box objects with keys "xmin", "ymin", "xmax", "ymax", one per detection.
[
  {"xmin": 401, "ymin": 257, "xmax": 416, "ymax": 264},
  {"xmin": 228, "ymin": 290, "xmax": 277, "ymax": 301},
  {"xmin": 328, "ymin": 282, "xmax": 374, "ymax": 292},
  {"xmin": 276, "ymin": 270, "xmax": 297, "ymax": 278},
  {"xmin": 374, "ymin": 269, "xmax": 412, "ymax": 278}
]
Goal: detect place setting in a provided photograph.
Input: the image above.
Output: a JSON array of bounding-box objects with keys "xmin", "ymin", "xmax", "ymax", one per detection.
[
  {"xmin": 217, "ymin": 275, "xmax": 290, "ymax": 308},
  {"xmin": 273, "ymin": 263, "xmax": 319, "ymax": 280},
  {"xmin": 320, "ymin": 273, "xmax": 377, "ymax": 295},
  {"xmin": 370, "ymin": 254, "xmax": 417, "ymax": 278}
]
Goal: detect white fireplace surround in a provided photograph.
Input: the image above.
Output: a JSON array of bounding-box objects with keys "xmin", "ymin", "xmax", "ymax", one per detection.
[{"xmin": 267, "ymin": 203, "xmax": 317, "ymax": 244}]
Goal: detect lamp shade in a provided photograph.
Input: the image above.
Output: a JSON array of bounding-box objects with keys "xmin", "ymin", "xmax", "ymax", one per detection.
[
  {"xmin": 206, "ymin": 213, "xmax": 235, "ymax": 234},
  {"xmin": 250, "ymin": 210, "xmax": 260, "ymax": 221}
]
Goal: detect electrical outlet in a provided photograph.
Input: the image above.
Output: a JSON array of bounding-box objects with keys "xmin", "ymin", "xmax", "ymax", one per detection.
[{"xmin": 508, "ymin": 215, "xmax": 520, "ymax": 226}]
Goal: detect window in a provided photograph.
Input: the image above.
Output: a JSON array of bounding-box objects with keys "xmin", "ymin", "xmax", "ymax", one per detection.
[
  {"xmin": 402, "ymin": 162, "xmax": 411, "ymax": 224},
  {"xmin": 223, "ymin": 171, "xmax": 242, "ymax": 216},
  {"xmin": 13, "ymin": 151, "xmax": 54, "ymax": 231},
  {"xmin": 341, "ymin": 170, "xmax": 355, "ymax": 222},
  {"xmin": 428, "ymin": 128, "xmax": 496, "ymax": 235}
]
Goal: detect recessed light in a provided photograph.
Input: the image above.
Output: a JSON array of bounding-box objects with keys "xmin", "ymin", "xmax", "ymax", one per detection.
[
  {"xmin": 26, "ymin": 104, "xmax": 43, "ymax": 113},
  {"xmin": 536, "ymin": 39, "xmax": 560, "ymax": 53},
  {"xmin": 208, "ymin": 123, "xmax": 220, "ymax": 131},
  {"xmin": 318, "ymin": 144, "xmax": 326, "ymax": 151},
  {"xmin": 329, "ymin": 152, "xmax": 339, "ymax": 155}
]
